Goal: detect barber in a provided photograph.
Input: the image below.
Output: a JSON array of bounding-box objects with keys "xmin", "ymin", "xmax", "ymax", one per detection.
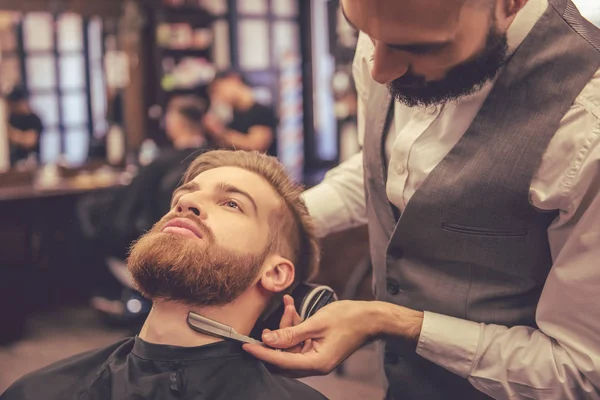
[{"xmin": 244, "ymin": 0, "xmax": 600, "ymax": 398}]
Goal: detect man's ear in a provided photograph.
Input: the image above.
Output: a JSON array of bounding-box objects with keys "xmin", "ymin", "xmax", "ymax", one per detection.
[{"xmin": 259, "ymin": 255, "xmax": 295, "ymax": 294}]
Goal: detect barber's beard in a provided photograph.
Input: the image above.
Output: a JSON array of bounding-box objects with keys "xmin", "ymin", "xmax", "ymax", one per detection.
[
  {"xmin": 127, "ymin": 215, "xmax": 269, "ymax": 307},
  {"xmin": 388, "ymin": 22, "xmax": 508, "ymax": 108}
]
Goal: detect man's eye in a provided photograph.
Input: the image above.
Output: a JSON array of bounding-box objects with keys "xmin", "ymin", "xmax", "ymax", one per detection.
[{"xmin": 224, "ymin": 200, "xmax": 241, "ymax": 210}]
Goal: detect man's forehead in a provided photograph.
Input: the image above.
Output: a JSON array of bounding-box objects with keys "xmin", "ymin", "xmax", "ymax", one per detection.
[
  {"xmin": 192, "ymin": 166, "xmax": 257, "ymax": 184},
  {"xmin": 341, "ymin": 0, "xmax": 465, "ymax": 41},
  {"xmin": 189, "ymin": 166, "xmax": 280, "ymax": 209}
]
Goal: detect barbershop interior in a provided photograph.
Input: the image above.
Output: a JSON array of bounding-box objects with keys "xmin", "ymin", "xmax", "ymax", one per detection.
[{"xmin": 1, "ymin": 0, "xmax": 599, "ymax": 399}]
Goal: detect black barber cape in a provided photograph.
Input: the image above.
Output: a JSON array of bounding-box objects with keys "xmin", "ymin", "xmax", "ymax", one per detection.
[{"xmin": 1, "ymin": 337, "xmax": 327, "ymax": 400}]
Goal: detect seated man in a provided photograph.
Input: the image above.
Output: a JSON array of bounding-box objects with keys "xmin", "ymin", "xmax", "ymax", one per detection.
[
  {"xmin": 5, "ymin": 86, "xmax": 44, "ymax": 167},
  {"xmin": 2, "ymin": 150, "xmax": 326, "ymax": 400}
]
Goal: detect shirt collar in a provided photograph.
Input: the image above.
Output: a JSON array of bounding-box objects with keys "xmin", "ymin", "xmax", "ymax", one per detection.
[
  {"xmin": 132, "ymin": 336, "xmax": 244, "ymax": 362},
  {"xmin": 506, "ymin": 0, "xmax": 549, "ymax": 56}
]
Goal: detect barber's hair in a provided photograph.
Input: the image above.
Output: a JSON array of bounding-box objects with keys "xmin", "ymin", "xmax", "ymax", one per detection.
[
  {"xmin": 181, "ymin": 150, "xmax": 320, "ymax": 285},
  {"xmin": 167, "ymin": 96, "xmax": 205, "ymax": 132}
]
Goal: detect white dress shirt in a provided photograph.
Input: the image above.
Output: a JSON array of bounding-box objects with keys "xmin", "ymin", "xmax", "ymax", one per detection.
[{"xmin": 302, "ymin": 0, "xmax": 600, "ymax": 398}]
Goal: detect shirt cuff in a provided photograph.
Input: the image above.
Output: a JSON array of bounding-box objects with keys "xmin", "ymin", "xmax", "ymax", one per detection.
[
  {"xmin": 416, "ymin": 311, "xmax": 482, "ymax": 379},
  {"xmin": 302, "ymin": 183, "xmax": 349, "ymax": 238}
]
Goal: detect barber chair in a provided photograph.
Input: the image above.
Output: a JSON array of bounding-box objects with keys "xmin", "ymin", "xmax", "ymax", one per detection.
[{"xmin": 89, "ymin": 257, "xmax": 152, "ymax": 326}]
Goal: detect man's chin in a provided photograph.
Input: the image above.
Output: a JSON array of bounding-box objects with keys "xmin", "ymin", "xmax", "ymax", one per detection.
[
  {"xmin": 388, "ymin": 82, "xmax": 488, "ymax": 108},
  {"xmin": 390, "ymin": 89, "xmax": 448, "ymax": 108},
  {"xmin": 127, "ymin": 231, "xmax": 267, "ymax": 307}
]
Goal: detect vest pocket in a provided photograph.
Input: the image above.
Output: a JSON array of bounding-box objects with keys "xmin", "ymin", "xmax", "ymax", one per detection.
[{"xmin": 442, "ymin": 223, "xmax": 528, "ymax": 237}]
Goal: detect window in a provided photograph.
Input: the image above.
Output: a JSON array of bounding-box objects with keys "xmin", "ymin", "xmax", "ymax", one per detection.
[
  {"xmin": 233, "ymin": 0, "xmax": 304, "ymax": 181},
  {"xmin": 18, "ymin": 12, "xmax": 107, "ymax": 165}
]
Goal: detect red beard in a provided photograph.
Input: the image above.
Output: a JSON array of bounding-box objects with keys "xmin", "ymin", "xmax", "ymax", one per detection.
[{"xmin": 127, "ymin": 214, "xmax": 268, "ymax": 306}]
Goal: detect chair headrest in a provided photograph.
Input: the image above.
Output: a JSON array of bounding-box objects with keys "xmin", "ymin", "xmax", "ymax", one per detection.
[{"xmin": 250, "ymin": 283, "xmax": 338, "ymax": 339}]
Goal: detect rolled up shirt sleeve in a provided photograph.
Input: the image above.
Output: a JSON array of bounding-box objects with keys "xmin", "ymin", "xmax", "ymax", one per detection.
[
  {"xmin": 301, "ymin": 32, "xmax": 373, "ymax": 238},
  {"xmin": 417, "ymin": 309, "xmax": 600, "ymax": 400},
  {"xmin": 302, "ymin": 152, "xmax": 367, "ymax": 238}
]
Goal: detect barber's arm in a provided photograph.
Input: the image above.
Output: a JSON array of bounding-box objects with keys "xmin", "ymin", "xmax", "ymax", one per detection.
[
  {"xmin": 302, "ymin": 152, "xmax": 367, "ymax": 238},
  {"xmin": 244, "ymin": 148, "xmax": 600, "ymax": 399},
  {"xmin": 300, "ymin": 32, "xmax": 372, "ymax": 238}
]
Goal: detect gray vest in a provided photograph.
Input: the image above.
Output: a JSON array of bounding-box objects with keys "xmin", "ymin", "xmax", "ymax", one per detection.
[{"xmin": 363, "ymin": 1, "xmax": 600, "ymax": 399}]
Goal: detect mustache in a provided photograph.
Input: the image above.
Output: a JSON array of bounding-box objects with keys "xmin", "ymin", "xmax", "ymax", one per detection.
[
  {"xmin": 391, "ymin": 73, "xmax": 427, "ymax": 89},
  {"xmin": 154, "ymin": 212, "xmax": 215, "ymax": 243}
]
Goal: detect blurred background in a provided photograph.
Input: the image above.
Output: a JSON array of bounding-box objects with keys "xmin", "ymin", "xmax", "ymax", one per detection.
[{"xmin": 0, "ymin": 0, "xmax": 598, "ymax": 398}]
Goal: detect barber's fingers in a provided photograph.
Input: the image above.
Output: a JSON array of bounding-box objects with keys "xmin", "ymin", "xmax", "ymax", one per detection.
[
  {"xmin": 271, "ymin": 295, "xmax": 304, "ymax": 354},
  {"xmin": 262, "ymin": 318, "xmax": 320, "ymax": 349},
  {"xmin": 280, "ymin": 295, "xmax": 302, "ymax": 329},
  {"xmin": 243, "ymin": 344, "xmax": 329, "ymax": 376},
  {"xmin": 264, "ymin": 328, "xmax": 304, "ymax": 354}
]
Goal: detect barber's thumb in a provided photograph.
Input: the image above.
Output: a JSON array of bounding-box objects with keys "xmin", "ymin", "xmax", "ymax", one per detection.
[{"xmin": 262, "ymin": 326, "xmax": 306, "ymax": 348}]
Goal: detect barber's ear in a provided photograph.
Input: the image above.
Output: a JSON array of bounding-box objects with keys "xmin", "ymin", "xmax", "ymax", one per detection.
[
  {"xmin": 259, "ymin": 256, "xmax": 295, "ymax": 294},
  {"xmin": 504, "ymin": 0, "xmax": 527, "ymax": 17}
]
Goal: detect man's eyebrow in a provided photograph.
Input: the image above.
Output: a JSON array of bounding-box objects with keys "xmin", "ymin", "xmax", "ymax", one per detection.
[
  {"xmin": 216, "ymin": 182, "xmax": 258, "ymax": 214},
  {"xmin": 340, "ymin": 1, "xmax": 450, "ymax": 54}
]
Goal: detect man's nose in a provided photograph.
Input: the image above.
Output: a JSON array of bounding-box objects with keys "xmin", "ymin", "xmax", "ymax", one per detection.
[
  {"xmin": 370, "ymin": 41, "xmax": 409, "ymax": 84},
  {"xmin": 174, "ymin": 193, "xmax": 204, "ymax": 218}
]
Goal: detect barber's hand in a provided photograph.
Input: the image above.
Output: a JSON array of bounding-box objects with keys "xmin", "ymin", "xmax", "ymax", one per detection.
[
  {"xmin": 244, "ymin": 300, "xmax": 381, "ymax": 377},
  {"xmin": 266, "ymin": 294, "xmax": 314, "ymax": 355}
]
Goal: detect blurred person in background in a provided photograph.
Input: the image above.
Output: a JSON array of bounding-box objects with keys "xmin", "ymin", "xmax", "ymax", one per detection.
[
  {"xmin": 78, "ymin": 96, "xmax": 212, "ymax": 324},
  {"xmin": 5, "ymin": 86, "xmax": 43, "ymax": 167},
  {"xmin": 2, "ymin": 150, "xmax": 325, "ymax": 400},
  {"xmin": 204, "ymin": 70, "xmax": 278, "ymax": 157}
]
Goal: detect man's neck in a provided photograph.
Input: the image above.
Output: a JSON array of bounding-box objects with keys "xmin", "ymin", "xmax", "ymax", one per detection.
[{"xmin": 138, "ymin": 295, "xmax": 263, "ymax": 347}]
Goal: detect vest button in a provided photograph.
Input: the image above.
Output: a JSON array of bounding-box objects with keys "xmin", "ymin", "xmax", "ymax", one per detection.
[
  {"xmin": 385, "ymin": 351, "xmax": 399, "ymax": 365},
  {"xmin": 387, "ymin": 279, "xmax": 400, "ymax": 295}
]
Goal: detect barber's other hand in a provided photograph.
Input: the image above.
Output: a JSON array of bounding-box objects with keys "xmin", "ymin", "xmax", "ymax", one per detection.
[
  {"xmin": 243, "ymin": 300, "xmax": 381, "ymax": 377},
  {"xmin": 266, "ymin": 294, "xmax": 314, "ymax": 355}
]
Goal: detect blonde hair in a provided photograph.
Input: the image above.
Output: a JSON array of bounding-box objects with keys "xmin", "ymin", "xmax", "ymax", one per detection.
[{"xmin": 181, "ymin": 150, "xmax": 320, "ymax": 284}]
